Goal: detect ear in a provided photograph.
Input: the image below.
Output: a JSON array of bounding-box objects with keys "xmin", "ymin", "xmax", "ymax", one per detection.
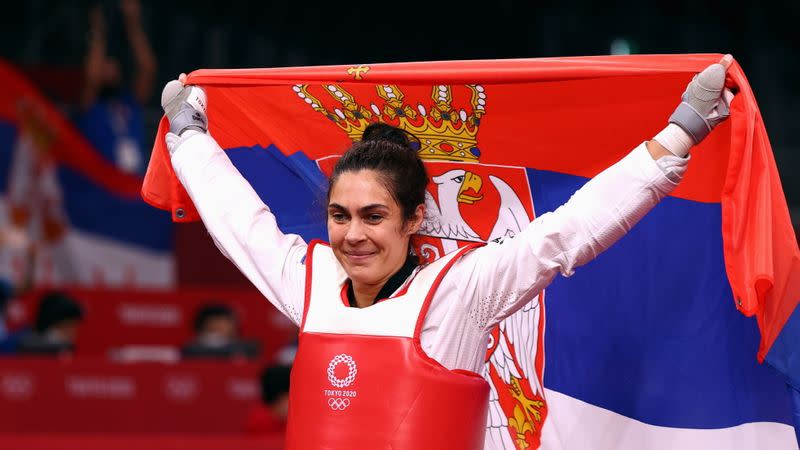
[{"xmin": 405, "ymin": 204, "xmax": 426, "ymax": 235}]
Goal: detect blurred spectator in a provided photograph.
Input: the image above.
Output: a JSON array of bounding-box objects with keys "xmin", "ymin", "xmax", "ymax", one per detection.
[
  {"xmin": 245, "ymin": 364, "xmax": 291, "ymax": 436},
  {"xmin": 76, "ymin": 0, "xmax": 156, "ymax": 175},
  {"xmin": 181, "ymin": 303, "xmax": 260, "ymax": 360},
  {"xmin": 17, "ymin": 291, "xmax": 84, "ymax": 355}
]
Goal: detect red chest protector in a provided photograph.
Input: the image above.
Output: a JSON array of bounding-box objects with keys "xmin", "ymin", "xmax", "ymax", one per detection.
[{"xmin": 286, "ymin": 242, "xmax": 489, "ymax": 450}]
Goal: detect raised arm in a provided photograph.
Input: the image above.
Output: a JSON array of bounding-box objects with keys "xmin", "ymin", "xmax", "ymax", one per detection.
[
  {"xmin": 161, "ymin": 78, "xmax": 307, "ymax": 325},
  {"xmin": 458, "ymin": 56, "xmax": 735, "ymax": 331},
  {"xmin": 80, "ymin": 5, "xmax": 108, "ymax": 110},
  {"xmin": 120, "ymin": 0, "xmax": 156, "ymax": 104}
]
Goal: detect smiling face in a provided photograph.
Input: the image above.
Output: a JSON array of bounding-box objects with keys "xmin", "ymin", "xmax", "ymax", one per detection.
[{"xmin": 328, "ymin": 170, "xmax": 424, "ymax": 290}]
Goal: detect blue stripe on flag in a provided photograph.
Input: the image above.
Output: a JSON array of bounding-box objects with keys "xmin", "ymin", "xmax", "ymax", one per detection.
[
  {"xmin": 57, "ymin": 166, "xmax": 173, "ymax": 251},
  {"xmin": 227, "ymin": 145, "xmax": 328, "ymax": 241},
  {"xmin": 528, "ymin": 168, "xmax": 793, "ymax": 429},
  {"xmin": 766, "ymin": 303, "xmax": 800, "ymax": 390}
]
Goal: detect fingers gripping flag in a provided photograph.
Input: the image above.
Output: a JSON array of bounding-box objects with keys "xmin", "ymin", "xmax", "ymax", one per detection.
[{"xmin": 143, "ymin": 55, "xmax": 800, "ymax": 449}]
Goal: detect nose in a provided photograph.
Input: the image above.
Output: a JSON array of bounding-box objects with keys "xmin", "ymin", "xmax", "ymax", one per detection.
[{"xmin": 344, "ymin": 219, "xmax": 367, "ymax": 244}]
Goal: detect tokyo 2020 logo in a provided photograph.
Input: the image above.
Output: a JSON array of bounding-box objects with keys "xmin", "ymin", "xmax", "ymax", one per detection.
[
  {"xmin": 327, "ymin": 354, "xmax": 357, "ymax": 388},
  {"xmin": 325, "ymin": 354, "xmax": 358, "ymax": 411}
]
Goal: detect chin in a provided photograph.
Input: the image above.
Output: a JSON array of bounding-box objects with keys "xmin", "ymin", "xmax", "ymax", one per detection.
[{"xmin": 344, "ymin": 266, "xmax": 380, "ymax": 285}]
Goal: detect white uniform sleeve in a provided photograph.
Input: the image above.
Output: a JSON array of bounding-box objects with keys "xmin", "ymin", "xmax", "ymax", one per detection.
[
  {"xmin": 454, "ymin": 142, "xmax": 688, "ymax": 331},
  {"xmin": 170, "ymin": 132, "xmax": 307, "ymax": 325}
]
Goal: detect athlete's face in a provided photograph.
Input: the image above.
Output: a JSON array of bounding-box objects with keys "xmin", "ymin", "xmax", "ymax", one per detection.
[{"xmin": 328, "ymin": 170, "xmax": 423, "ymax": 290}]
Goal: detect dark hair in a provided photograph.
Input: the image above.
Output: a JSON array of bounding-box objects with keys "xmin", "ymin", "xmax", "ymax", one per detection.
[
  {"xmin": 329, "ymin": 123, "xmax": 428, "ymax": 223},
  {"xmin": 260, "ymin": 364, "xmax": 291, "ymax": 405},
  {"xmin": 193, "ymin": 303, "xmax": 237, "ymax": 333},
  {"xmin": 34, "ymin": 292, "xmax": 83, "ymax": 333}
]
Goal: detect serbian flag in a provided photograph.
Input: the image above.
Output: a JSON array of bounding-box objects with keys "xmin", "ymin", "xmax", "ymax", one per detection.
[
  {"xmin": 143, "ymin": 55, "xmax": 800, "ymax": 449},
  {"xmin": 0, "ymin": 61, "xmax": 173, "ymax": 288}
]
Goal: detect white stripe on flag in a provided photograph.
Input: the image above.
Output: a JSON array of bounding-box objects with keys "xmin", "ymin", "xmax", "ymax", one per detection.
[
  {"xmin": 540, "ymin": 388, "xmax": 798, "ymax": 450},
  {"xmin": 35, "ymin": 230, "xmax": 174, "ymax": 288}
]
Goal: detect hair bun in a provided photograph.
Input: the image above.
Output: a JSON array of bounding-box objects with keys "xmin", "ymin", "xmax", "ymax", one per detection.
[{"xmin": 361, "ymin": 122, "xmax": 412, "ymax": 148}]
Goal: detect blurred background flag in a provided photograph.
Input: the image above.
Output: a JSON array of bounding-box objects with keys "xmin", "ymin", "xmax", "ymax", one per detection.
[
  {"xmin": 142, "ymin": 55, "xmax": 800, "ymax": 449},
  {"xmin": 0, "ymin": 60, "xmax": 174, "ymax": 289}
]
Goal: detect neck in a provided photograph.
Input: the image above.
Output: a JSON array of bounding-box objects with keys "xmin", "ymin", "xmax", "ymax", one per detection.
[
  {"xmin": 348, "ymin": 254, "xmax": 417, "ymax": 308},
  {"xmin": 351, "ymin": 282, "xmax": 385, "ymax": 308}
]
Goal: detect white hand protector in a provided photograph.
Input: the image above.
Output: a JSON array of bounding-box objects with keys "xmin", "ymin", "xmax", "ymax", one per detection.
[
  {"xmin": 655, "ymin": 55, "xmax": 735, "ymax": 157},
  {"xmin": 160, "ymin": 78, "xmax": 208, "ymax": 136},
  {"xmin": 669, "ymin": 61, "xmax": 733, "ymax": 144}
]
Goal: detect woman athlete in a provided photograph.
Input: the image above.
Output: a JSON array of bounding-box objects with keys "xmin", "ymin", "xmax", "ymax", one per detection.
[{"xmin": 160, "ymin": 55, "xmax": 734, "ymax": 450}]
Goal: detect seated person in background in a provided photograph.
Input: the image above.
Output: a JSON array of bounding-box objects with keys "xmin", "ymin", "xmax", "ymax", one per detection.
[
  {"xmin": 245, "ymin": 364, "xmax": 291, "ymax": 435},
  {"xmin": 181, "ymin": 303, "xmax": 260, "ymax": 360},
  {"xmin": 17, "ymin": 291, "xmax": 84, "ymax": 356}
]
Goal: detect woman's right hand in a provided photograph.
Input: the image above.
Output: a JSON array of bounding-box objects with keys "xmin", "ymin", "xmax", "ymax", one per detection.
[{"xmin": 160, "ymin": 74, "xmax": 208, "ymax": 136}]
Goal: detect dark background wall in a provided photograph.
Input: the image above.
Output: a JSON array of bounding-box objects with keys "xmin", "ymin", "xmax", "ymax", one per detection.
[{"xmin": 1, "ymin": 0, "xmax": 797, "ymax": 214}]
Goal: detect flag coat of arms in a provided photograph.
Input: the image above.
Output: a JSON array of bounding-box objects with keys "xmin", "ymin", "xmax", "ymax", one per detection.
[{"xmin": 143, "ymin": 55, "xmax": 800, "ymax": 449}]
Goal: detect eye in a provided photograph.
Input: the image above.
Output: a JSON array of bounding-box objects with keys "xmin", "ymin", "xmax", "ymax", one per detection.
[
  {"xmin": 329, "ymin": 212, "xmax": 348, "ymax": 223},
  {"xmin": 452, "ymin": 175, "xmax": 464, "ymax": 183},
  {"xmin": 366, "ymin": 214, "xmax": 384, "ymax": 224}
]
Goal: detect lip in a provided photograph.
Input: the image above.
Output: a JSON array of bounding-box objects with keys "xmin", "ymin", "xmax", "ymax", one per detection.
[{"xmin": 344, "ymin": 251, "xmax": 376, "ymax": 264}]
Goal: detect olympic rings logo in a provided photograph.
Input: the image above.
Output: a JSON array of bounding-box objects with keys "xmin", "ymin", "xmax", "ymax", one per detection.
[
  {"xmin": 328, "ymin": 397, "xmax": 351, "ymax": 410},
  {"xmin": 327, "ymin": 354, "xmax": 357, "ymax": 388}
]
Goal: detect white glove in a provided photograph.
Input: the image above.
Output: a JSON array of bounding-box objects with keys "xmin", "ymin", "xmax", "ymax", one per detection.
[
  {"xmin": 655, "ymin": 54, "xmax": 735, "ymax": 157},
  {"xmin": 160, "ymin": 74, "xmax": 208, "ymax": 136}
]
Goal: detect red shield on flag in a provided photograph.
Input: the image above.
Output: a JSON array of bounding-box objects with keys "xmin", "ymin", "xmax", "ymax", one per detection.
[{"xmin": 415, "ymin": 161, "xmax": 533, "ymax": 260}]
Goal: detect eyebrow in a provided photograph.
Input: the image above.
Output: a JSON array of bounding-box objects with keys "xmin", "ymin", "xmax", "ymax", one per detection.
[{"xmin": 328, "ymin": 203, "xmax": 390, "ymax": 214}]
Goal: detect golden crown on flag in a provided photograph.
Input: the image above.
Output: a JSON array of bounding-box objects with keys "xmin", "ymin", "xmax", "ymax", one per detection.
[{"xmin": 292, "ymin": 83, "xmax": 486, "ymax": 162}]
